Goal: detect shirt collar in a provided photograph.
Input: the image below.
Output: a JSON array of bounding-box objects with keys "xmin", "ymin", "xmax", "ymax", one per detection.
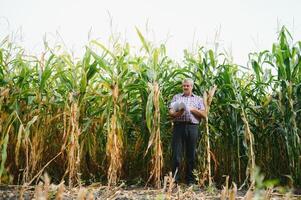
[{"xmin": 181, "ymin": 93, "xmax": 195, "ymax": 97}]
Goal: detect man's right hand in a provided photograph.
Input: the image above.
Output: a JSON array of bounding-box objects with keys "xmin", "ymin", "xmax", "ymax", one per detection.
[{"xmin": 169, "ymin": 108, "xmax": 185, "ymax": 118}]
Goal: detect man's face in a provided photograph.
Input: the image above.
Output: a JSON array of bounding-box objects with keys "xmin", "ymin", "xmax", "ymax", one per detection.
[{"xmin": 182, "ymin": 82, "xmax": 193, "ymax": 95}]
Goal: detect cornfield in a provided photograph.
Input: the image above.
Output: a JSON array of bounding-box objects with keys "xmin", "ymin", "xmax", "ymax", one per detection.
[{"xmin": 0, "ymin": 26, "xmax": 300, "ymax": 190}]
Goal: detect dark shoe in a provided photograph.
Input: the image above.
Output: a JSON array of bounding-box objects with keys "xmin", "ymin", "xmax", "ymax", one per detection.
[
  {"xmin": 187, "ymin": 181, "xmax": 196, "ymax": 187},
  {"xmin": 187, "ymin": 183, "xmax": 201, "ymax": 192}
]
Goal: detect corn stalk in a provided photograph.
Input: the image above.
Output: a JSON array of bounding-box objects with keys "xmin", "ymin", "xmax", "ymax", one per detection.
[
  {"xmin": 145, "ymin": 81, "xmax": 163, "ymax": 188},
  {"xmin": 203, "ymin": 85, "xmax": 217, "ymax": 186},
  {"xmin": 106, "ymin": 84, "xmax": 123, "ymax": 186}
]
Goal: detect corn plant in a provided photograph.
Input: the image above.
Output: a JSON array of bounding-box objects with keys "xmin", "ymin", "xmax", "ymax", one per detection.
[{"xmin": 0, "ymin": 26, "xmax": 300, "ymax": 189}]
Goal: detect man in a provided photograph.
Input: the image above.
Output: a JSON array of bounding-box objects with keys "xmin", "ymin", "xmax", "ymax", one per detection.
[{"xmin": 169, "ymin": 78, "xmax": 206, "ymax": 185}]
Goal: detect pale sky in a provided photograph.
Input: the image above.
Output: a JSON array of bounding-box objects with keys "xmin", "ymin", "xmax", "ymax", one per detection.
[{"xmin": 1, "ymin": 0, "xmax": 301, "ymax": 66}]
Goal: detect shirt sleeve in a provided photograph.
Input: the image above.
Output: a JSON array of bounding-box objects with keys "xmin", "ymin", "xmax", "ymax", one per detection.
[
  {"xmin": 198, "ymin": 97, "xmax": 205, "ymax": 110},
  {"xmin": 169, "ymin": 95, "xmax": 178, "ymax": 109}
]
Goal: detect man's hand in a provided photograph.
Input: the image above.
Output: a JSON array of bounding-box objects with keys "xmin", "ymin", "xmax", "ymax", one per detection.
[
  {"xmin": 169, "ymin": 108, "xmax": 185, "ymax": 118},
  {"xmin": 190, "ymin": 107, "xmax": 207, "ymax": 119}
]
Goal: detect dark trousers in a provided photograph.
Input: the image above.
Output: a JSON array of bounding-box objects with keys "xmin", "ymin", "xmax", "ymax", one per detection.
[{"xmin": 172, "ymin": 122, "xmax": 199, "ymax": 184}]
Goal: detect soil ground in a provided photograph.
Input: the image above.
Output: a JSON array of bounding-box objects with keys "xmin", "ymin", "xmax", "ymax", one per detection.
[{"xmin": 0, "ymin": 184, "xmax": 301, "ymax": 199}]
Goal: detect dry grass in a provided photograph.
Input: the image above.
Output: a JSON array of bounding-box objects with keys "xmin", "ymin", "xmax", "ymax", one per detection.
[{"xmin": 0, "ymin": 180, "xmax": 298, "ymax": 200}]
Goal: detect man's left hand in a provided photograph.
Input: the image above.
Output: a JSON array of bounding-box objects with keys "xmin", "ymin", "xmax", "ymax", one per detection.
[{"xmin": 190, "ymin": 107, "xmax": 207, "ymax": 119}]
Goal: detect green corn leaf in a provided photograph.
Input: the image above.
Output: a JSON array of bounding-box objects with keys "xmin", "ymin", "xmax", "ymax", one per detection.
[
  {"xmin": 135, "ymin": 27, "xmax": 150, "ymax": 54},
  {"xmin": 209, "ymin": 49, "xmax": 216, "ymax": 67}
]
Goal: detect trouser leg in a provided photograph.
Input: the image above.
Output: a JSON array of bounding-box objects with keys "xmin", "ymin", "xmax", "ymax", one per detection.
[
  {"xmin": 185, "ymin": 124, "xmax": 198, "ymax": 184},
  {"xmin": 172, "ymin": 124, "xmax": 184, "ymax": 183}
]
